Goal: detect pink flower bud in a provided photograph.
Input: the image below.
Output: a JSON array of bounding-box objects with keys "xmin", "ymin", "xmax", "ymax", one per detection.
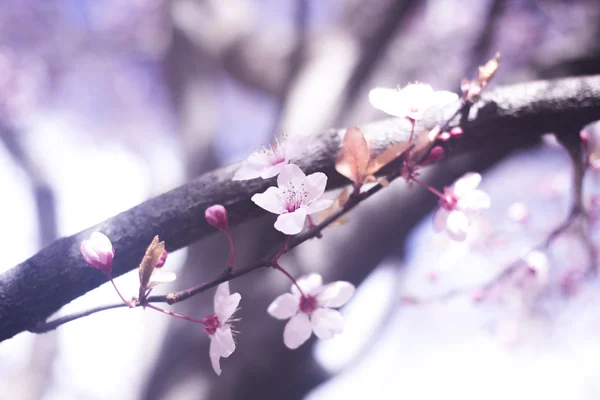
[
  {"xmin": 80, "ymin": 232, "xmax": 115, "ymax": 275},
  {"xmin": 423, "ymin": 146, "xmax": 445, "ymax": 165},
  {"xmin": 205, "ymin": 204, "xmax": 229, "ymax": 231},
  {"xmin": 155, "ymin": 249, "xmax": 168, "ymax": 268},
  {"xmin": 450, "ymin": 127, "xmax": 463, "ymax": 137},
  {"xmin": 580, "ymin": 129, "xmax": 589, "ymax": 143}
]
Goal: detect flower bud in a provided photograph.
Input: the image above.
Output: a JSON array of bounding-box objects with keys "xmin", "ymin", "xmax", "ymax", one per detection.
[
  {"xmin": 155, "ymin": 249, "xmax": 168, "ymax": 268},
  {"xmin": 205, "ymin": 204, "xmax": 229, "ymax": 231},
  {"xmin": 80, "ymin": 232, "xmax": 115, "ymax": 275}
]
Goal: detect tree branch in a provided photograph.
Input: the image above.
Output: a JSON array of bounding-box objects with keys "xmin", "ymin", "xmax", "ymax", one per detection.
[{"xmin": 1, "ymin": 74, "xmax": 600, "ymax": 342}]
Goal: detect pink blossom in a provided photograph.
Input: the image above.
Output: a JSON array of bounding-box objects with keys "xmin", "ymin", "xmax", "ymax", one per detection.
[
  {"xmin": 80, "ymin": 232, "xmax": 115, "ymax": 274},
  {"xmin": 268, "ymin": 273, "xmax": 355, "ymax": 349},
  {"xmin": 202, "ymin": 282, "xmax": 241, "ymax": 375},
  {"xmin": 508, "ymin": 202, "xmax": 529, "ymax": 223},
  {"xmin": 233, "ymin": 135, "xmax": 311, "ymax": 181},
  {"xmin": 205, "ymin": 204, "xmax": 229, "ymax": 231},
  {"xmin": 251, "ymin": 164, "xmax": 333, "ymax": 235},
  {"xmin": 433, "ymin": 172, "xmax": 490, "ymax": 241},
  {"xmin": 368, "ymin": 83, "xmax": 458, "ymax": 121},
  {"xmin": 155, "ymin": 250, "xmax": 168, "ymax": 269}
]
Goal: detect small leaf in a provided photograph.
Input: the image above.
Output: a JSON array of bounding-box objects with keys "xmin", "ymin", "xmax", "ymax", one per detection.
[
  {"xmin": 365, "ymin": 141, "xmax": 411, "ymax": 175},
  {"xmin": 336, "ymin": 127, "xmax": 371, "ymax": 186},
  {"xmin": 138, "ymin": 236, "xmax": 166, "ymax": 293},
  {"xmin": 477, "ymin": 52, "xmax": 500, "ymax": 87}
]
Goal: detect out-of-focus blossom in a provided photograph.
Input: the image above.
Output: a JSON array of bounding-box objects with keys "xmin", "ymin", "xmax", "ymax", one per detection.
[
  {"xmin": 205, "ymin": 204, "xmax": 229, "ymax": 231},
  {"xmin": 80, "ymin": 232, "xmax": 115, "ymax": 274},
  {"xmin": 508, "ymin": 202, "xmax": 529, "ymax": 223},
  {"xmin": 267, "ymin": 273, "xmax": 355, "ymax": 349},
  {"xmin": 433, "ymin": 172, "xmax": 490, "ymax": 241},
  {"xmin": 202, "ymin": 282, "xmax": 241, "ymax": 376},
  {"xmin": 233, "ymin": 135, "xmax": 311, "ymax": 180},
  {"xmin": 368, "ymin": 83, "xmax": 458, "ymax": 121},
  {"xmin": 251, "ymin": 164, "xmax": 333, "ymax": 235},
  {"xmin": 523, "ymin": 250, "xmax": 549, "ymax": 284}
]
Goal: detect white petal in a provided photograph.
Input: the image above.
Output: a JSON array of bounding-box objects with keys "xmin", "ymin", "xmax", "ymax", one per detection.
[
  {"xmin": 260, "ymin": 162, "xmax": 287, "ymax": 179},
  {"xmin": 446, "ymin": 210, "xmax": 469, "ymax": 241},
  {"xmin": 267, "ymin": 293, "xmax": 300, "ymax": 320},
  {"xmin": 318, "ymin": 281, "xmax": 355, "ymax": 308},
  {"xmin": 277, "ymin": 164, "xmax": 306, "ymax": 191},
  {"xmin": 283, "ymin": 313, "xmax": 312, "ymax": 349},
  {"xmin": 452, "ymin": 172, "xmax": 481, "ymax": 197},
  {"xmin": 430, "ymin": 90, "xmax": 459, "ymax": 108},
  {"xmin": 147, "ymin": 271, "xmax": 177, "ymax": 289},
  {"xmin": 284, "ymin": 135, "xmax": 311, "ymax": 160},
  {"xmin": 215, "ymin": 286, "xmax": 241, "ymax": 323},
  {"xmin": 458, "ymin": 189, "xmax": 490, "ymax": 211},
  {"xmin": 368, "ymin": 88, "xmax": 408, "ymax": 118},
  {"xmin": 232, "ymin": 164, "xmax": 264, "ymax": 181},
  {"xmin": 89, "ymin": 232, "xmax": 113, "ymax": 253},
  {"xmin": 274, "ymin": 209, "xmax": 308, "ymax": 235},
  {"xmin": 400, "ymin": 82, "xmax": 434, "ymax": 98},
  {"xmin": 209, "ymin": 326, "xmax": 236, "ymax": 376},
  {"xmin": 304, "ymin": 199, "xmax": 334, "ymax": 215},
  {"xmin": 311, "ymin": 308, "xmax": 345, "ymax": 340},
  {"xmin": 292, "ymin": 273, "xmax": 323, "ymax": 297},
  {"xmin": 432, "ymin": 208, "xmax": 449, "ymax": 232},
  {"xmin": 304, "ymin": 172, "xmax": 328, "ymax": 203},
  {"xmin": 251, "ymin": 187, "xmax": 286, "ymax": 214}
]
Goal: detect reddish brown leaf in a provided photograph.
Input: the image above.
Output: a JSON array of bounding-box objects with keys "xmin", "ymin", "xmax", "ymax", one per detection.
[
  {"xmin": 365, "ymin": 141, "xmax": 411, "ymax": 175},
  {"xmin": 138, "ymin": 235, "xmax": 165, "ymax": 294},
  {"xmin": 316, "ymin": 187, "xmax": 350, "ymax": 226},
  {"xmin": 336, "ymin": 127, "xmax": 371, "ymax": 186}
]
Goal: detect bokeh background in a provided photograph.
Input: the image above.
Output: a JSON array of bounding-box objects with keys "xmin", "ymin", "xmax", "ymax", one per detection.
[{"xmin": 1, "ymin": 0, "xmax": 600, "ymax": 399}]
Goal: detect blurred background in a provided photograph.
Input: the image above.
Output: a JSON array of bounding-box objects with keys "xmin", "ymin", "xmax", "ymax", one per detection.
[{"xmin": 1, "ymin": 0, "xmax": 600, "ymax": 399}]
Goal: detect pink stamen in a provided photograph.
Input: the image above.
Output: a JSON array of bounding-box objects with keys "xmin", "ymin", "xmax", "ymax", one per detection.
[{"xmin": 299, "ymin": 295, "xmax": 318, "ymax": 314}]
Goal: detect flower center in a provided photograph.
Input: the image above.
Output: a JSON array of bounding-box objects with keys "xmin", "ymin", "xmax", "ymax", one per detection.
[
  {"xmin": 282, "ymin": 183, "xmax": 308, "ymax": 212},
  {"xmin": 202, "ymin": 314, "xmax": 220, "ymax": 335},
  {"xmin": 299, "ymin": 295, "xmax": 318, "ymax": 314},
  {"xmin": 262, "ymin": 142, "xmax": 285, "ymax": 166},
  {"xmin": 439, "ymin": 187, "xmax": 458, "ymax": 210}
]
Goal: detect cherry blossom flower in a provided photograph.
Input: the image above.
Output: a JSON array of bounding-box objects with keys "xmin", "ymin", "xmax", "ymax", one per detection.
[
  {"xmin": 233, "ymin": 135, "xmax": 311, "ymax": 181},
  {"xmin": 205, "ymin": 204, "xmax": 229, "ymax": 231},
  {"xmin": 202, "ymin": 282, "xmax": 241, "ymax": 376},
  {"xmin": 251, "ymin": 164, "xmax": 333, "ymax": 234},
  {"xmin": 267, "ymin": 273, "xmax": 355, "ymax": 349},
  {"xmin": 368, "ymin": 83, "xmax": 458, "ymax": 121},
  {"xmin": 80, "ymin": 232, "xmax": 115, "ymax": 274},
  {"xmin": 433, "ymin": 172, "xmax": 490, "ymax": 241}
]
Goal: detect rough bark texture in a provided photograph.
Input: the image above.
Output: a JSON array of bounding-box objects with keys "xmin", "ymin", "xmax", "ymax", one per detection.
[{"xmin": 1, "ymin": 74, "xmax": 600, "ymax": 342}]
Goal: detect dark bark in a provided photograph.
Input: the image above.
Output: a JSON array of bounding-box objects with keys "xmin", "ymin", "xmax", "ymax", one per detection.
[{"xmin": 1, "ymin": 74, "xmax": 600, "ymax": 342}]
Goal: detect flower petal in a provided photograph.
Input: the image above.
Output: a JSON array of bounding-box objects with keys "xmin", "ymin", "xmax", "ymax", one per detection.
[
  {"xmin": 311, "ymin": 308, "xmax": 345, "ymax": 340},
  {"xmin": 429, "ymin": 90, "xmax": 459, "ymax": 108},
  {"xmin": 318, "ymin": 281, "xmax": 355, "ymax": 308},
  {"xmin": 261, "ymin": 162, "xmax": 287, "ymax": 179},
  {"xmin": 147, "ymin": 270, "xmax": 177, "ymax": 289},
  {"xmin": 215, "ymin": 283, "xmax": 241, "ymax": 322},
  {"xmin": 277, "ymin": 164, "xmax": 307, "ymax": 191},
  {"xmin": 368, "ymin": 88, "xmax": 408, "ymax": 118},
  {"xmin": 458, "ymin": 189, "xmax": 491, "ymax": 211},
  {"xmin": 304, "ymin": 172, "xmax": 328, "ymax": 203},
  {"xmin": 432, "ymin": 208, "xmax": 449, "ymax": 232},
  {"xmin": 284, "ymin": 135, "xmax": 311, "ymax": 160},
  {"xmin": 452, "ymin": 172, "xmax": 481, "ymax": 197},
  {"xmin": 292, "ymin": 273, "xmax": 323, "ymax": 296},
  {"xmin": 304, "ymin": 199, "xmax": 334, "ymax": 215},
  {"xmin": 209, "ymin": 326, "xmax": 236, "ymax": 375},
  {"xmin": 446, "ymin": 210, "xmax": 469, "ymax": 241},
  {"xmin": 232, "ymin": 164, "xmax": 264, "ymax": 181},
  {"xmin": 283, "ymin": 313, "xmax": 312, "ymax": 349},
  {"xmin": 89, "ymin": 232, "xmax": 113, "ymax": 253},
  {"xmin": 267, "ymin": 293, "xmax": 299, "ymax": 320},
  {"xmin": 274, "ymin": 209, "xmax": 308, "ymax": 235},
  {"xmin": 252, "ymin": 187, "xmax": 286, "ymax": 214}
]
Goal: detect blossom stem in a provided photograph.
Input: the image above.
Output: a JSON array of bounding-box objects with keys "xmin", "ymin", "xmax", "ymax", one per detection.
[
  {"xmin": 408, "ymin": 119, "xmax": 415, "ymax": 142},
  {"xmin": 410, "ymin": 174, "xmax": 446, "ymax": 200},
  {"xmin": 273, "ymin": 235, "xmax": 290, "ymax": 262},
  {"xmin": 146, "ymin": 303, "xmax": 206, "ymax": 324},
  {"xmin": 272, "ymin": 262, "xmax": 305, "ymax": 296},
  {"xmin": 224, "ymin": 229, "xmax": 235, "ymax": 268},
  {"xmin": 107, "ymin": 275, "xmax": 134, "ymax": 308}
]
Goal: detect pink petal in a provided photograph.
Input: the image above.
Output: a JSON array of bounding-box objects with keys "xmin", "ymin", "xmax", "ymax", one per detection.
[
  {"xmin": 429, "ymin": 90, "xmax": 459, "ymax": 108},
  {"xmin": 458, "ymin": 189, "xmax": 490, "ymax": 211},
  {"xmin": 261, "ymin": 162, "xmax": 287, "ymax": 179},
  {"xmin": 311, "ymin": 308, "xmax": 345, "ymax": 340},
  {"xmin": 274, "ymin": 209, "xmax": 308, "ymax": 235},
  {"xmin": 209, "ymin": 326, "xmax": 236, "ymax": 375},
  {"xmin": 284, "ymin": 135, "xmax": 311, "ymax": 160},
  {"xmin": 452, "ymin": 172, "xmax": 481, "ymax": 197},
  {"xmin": 292, "ymin": 273, "xmax": 323, "ymax": 296},
  {"xmin": 215, "ymin": 288, "xmax": 241, "ymax": 323},
  {"xmin": 89, "ymin": 232, "xmax": 113, "ymax": 253},
  {"xmin": 304, "ymin": 199, "xmax": 334, "ymax": 215},
  {"xmin": 304, "ymin": 172, "xmax": 328, "ymax": 203},
  {"xmin": 368, "ymin": 88, "xmax": 408, "ymax": 118},
  {"xmin": 446, "ymin": 210, "xmax": 469, "ymax": 241},
  {"xmin": 283, "ymin": 313, "xmax": 312, "ymax": 349},
  {"xmin": 318, "ymin": 281, "xmax": 355, "ymax": 308},
  {"xmin": 267, "ymin": 293, "xmax": 300, "ymax": 320},
  {"xmin": 432, "ymin": 208, "xmax": 449, "ymax": 232},
  {"xmin": 277, "ymin": 164, "xmax": 307, "ymax": 191},
  {"xmin": 251, "ymin": 187, "xmax": 286, "ymax": 214},
  {"xmin": 147, "ymin": 270, "xmax": 177, "ymax": 289},
  {"xmin": 232, "ymin": 164, "xmax": 264, "ymax": 181}
]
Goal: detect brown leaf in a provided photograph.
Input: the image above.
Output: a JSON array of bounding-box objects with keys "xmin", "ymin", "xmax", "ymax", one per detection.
[
  {"xmin": 365, "ymin": 141, "xmax": 411, "ymax": 175},
  {"xmin": 138, "ymin": 235, "xmax": 165, "ymax": 293},
  {"xmin": 336, "ymin": 127, "xmax": 371, "ymax": 186},
  {"xmin": 316, "ymin": 187, "xmax": 350, "ymax": 226},
  {"xmin": 477, "ymin": 52, "xmax": 500, "ymax": 87}
]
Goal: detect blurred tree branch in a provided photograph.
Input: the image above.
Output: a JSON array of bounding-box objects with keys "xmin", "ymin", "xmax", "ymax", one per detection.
[{"xmin": 1, "ymin": 75, "xmax": 600, "ymax": 342}]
